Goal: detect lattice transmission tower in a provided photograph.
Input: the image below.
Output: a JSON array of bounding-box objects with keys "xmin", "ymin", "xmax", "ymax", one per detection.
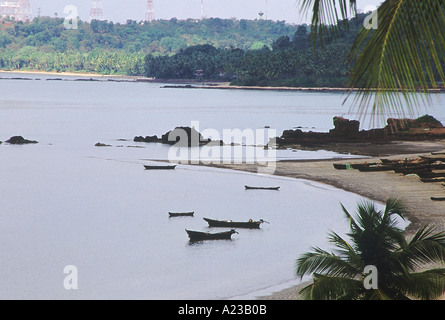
[
  {"xmin": 145, "ymin": 0, "xmax": 154, "ymax": 22},
  {"xmin": 201, "ymin": 0, "xmax": 204, "ymax": 20},
  {"xmin": 0, "ymin": 0, "xmax": 32, "ymax": 22},
  {"xmin": 90, "ymin": 0, "xmax": 103, "ymax": 21}
]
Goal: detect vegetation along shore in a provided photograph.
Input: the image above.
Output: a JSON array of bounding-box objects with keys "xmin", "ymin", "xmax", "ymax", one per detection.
[{"xmin": 1, "ymin": 14, "xmax": 367, "ymax": 88}]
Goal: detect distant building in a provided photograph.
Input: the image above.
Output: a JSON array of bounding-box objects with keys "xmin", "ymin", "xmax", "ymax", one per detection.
[{"xmin": 195, "ymin": 70, "xmax": 204, "ymax": 79}]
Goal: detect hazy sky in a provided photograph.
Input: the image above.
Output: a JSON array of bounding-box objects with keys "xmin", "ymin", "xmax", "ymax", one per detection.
[{"xmin": 30, "ymin": 0, "xmax": 383, "ymax": 24}]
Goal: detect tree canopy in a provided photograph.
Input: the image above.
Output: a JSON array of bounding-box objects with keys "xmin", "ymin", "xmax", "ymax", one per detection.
[
  {"xmin": 0, "ymin": 17, "xmax": 300, "ymax": 75},
  {"xmin": 144, "ymin": 15, "xmax": 368, "ymax": 87}
]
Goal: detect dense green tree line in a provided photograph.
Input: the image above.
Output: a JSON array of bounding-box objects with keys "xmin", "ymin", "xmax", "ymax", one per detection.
[
  {"xmin": 0, "ymin": 17, "xmax": 299, "ymax": 75},
  {"xmin": 145, "ymin": 15, "xmax": 367, "ymax": 87},
  {"xmin": 1, "ymin": 14, "xmax": 367, "ymax": 86}
]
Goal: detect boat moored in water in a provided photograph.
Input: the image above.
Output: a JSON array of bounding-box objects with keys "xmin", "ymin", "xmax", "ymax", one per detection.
[
  {"xmin": 169, "ymin": 212, "xmax": 194, "ymax": 217},
  {"xmin": 245, "ymin": 186, "xmax": 280, "ymax": 190},
  {"xmin": 185, "ymin": 229, "xmax": 238, "ymax": 241},
  {"xmin": 203, "ymin": 217, "xmax": 268, "ymax": 229},
  {"xmin": 144, "ymin": 165, "xmax": 177, "ymax": 170}
]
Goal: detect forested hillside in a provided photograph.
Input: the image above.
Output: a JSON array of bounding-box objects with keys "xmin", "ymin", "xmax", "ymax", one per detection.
[
  {"xmin": 0, "ymin": 14, "xmax": 367, "ymax": 87},
  {"xmin": 0, "ymin": 17, "xmax": 298, "ymax": 75},
  {"xmin": 145, "ymin": 14, "xmax": 367, "ymax": 87}
]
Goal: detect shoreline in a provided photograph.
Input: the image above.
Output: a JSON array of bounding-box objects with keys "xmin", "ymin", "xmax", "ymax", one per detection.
[
  {"xmin": 181, "ymin": 140, "xmax": 445, "ymax": 300},
  {"xmin": 0, "ymin": 69, "xmax": 123, "ymax": 78},
  {"xmin": 2, "ymin": 71, "xmax": 445, "ymax": 93}
]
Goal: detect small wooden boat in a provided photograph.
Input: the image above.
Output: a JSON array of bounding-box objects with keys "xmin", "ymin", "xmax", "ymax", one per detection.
[
  {"xmin": 144, "ymin": 165, "xmax": 177, "ymax": 170},
  {"xmin": 420, "ymin": 177, "xmax": 445, "ymax": 183},
  {"xmin": 431, "ymin": 196, "xmax": 445, "ymax": 201},
  {"xmin": 380, "ymin": 158, "xmax": 431, "ymax": 167},
  {"xmin": 350, "ymin": 163, "xmax": 378, "ymax": 170},
  {"xmin": 333, "ymin": 163, "xmax": 349, "ymax": 170},
  {"xmin": 380, "ymin": 158, "xmax": 403, "ymax": 165},
  {"xmin": 417, "ymin": 170, "xmax": 445, "ymax": 178},
  {"xmin": 420, "ymin": 155, "xmax": 445, "ymax": 162},
  {"xmin": 357, "ymin": 164, "xmax": 396, "ymax": 172},
  {"xmin": 393, "ymin": 163, "xmax": 435, "ymax": 174},
  {"xmin": 203, "ymin": 217, "xmax": 268, "ymax": 229},
  {"xmin": 245, "ymin": 186, "xmax": 280, "ymax": 190},
  {"xmin": 169, "ymin": 212, "xmax": 194, "ymax": 217},
  {"xmin": 185, "ymin": 229, "xmax": 238, "ymax": 241}
]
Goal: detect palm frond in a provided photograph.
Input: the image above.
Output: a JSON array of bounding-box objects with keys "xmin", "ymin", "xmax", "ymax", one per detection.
[
  {"xmin": 363, "ymin": 288, "xmax": 394, "ymax": 300},
  {"xmin": 327, "ymin": 230, "xmax": 361, "ymax": 263},
  {"xmin": 298, "ymin": 274, "xmax": 362, "ymax": 300},
  {"xmin": 300, "ymin": 0, "xmax": 357, "ymax": 45},
  {"xmin": 392, "ymin": 268, "xmax": 445, "ymax": 300},
  {"xmin": 340, "ymin": 202, "xmax": 361, "ymax": 234},
  {"xmin": 396, "ymin": 225, "xmax": 445, "ymax": 269},
  {"xmin": 346, "ymin": 0, "xmax": 445, "ymax": 121},
  {"xmin": 296, "ymin": 247, "xmax": 361, "ymax": 279},
  {"xmin": 299, "ymin": 0, "xmax": 445, "ymax": 122}
]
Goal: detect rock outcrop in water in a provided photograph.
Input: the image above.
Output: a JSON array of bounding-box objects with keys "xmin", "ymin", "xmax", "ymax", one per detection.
[
  {"xmin": 274, "ymin": 115, "xmax": 445, "ymax": 147},
  {"xmin": 134, "ymin": 126, "xmax": 215, "ymax": 147},
  {"xmin": 5, "ymin": 136, "xmax": 38, "ymax": 144},
  {"xmin": 95, "ymin": 142, "xmax": 112, "ymax": 147}
]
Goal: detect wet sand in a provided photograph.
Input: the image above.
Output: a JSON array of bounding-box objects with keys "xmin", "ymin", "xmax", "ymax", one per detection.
[{"xmin": 187, "ymin": 139, "xmax": 445, "ymax": 300}]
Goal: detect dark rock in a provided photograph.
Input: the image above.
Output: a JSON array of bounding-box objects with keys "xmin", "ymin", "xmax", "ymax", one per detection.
[
  {"xmin": 135, "ymin": 127, "xmax": 211, "ymax": 147},
  {"xmin": 5, "ymin": 136, "xmax": 38, "ymax": 144},
  {"xmin": 330, "ymin": 117, "xmax": 360, "ymax": 135},
  {"xmin": 133, "ymin": 136, "xmax": 145, "ymax": 142},
  {"xmin": 282, "ymin": 129, "xmax": 304, "ymax": 139},
  {"xmin": 161, "ymin": 126, "xmax": 211, "ymax": 147},
  {"xmin": 274, "ymin": 115, "xmax": 445, "ymax": 147},
  {"xmin": 95, "ymin": 142, "xmax": 112, "ymax": 147},
  {"xmin": 144, "ymin": 135, "xmax": 162, "ymax": 142},
  {"xmin": 387, "ymin": 114, "xmax": 444, "ymax": 131},
  {"xmin": 133, "ymin": 135, "xmax": 161, "ymax": 143}
]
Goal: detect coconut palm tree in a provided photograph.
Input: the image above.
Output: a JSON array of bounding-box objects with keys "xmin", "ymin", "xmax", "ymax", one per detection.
[
  {"xmin": 299, "ymin": 0, "xmax": 445, "ymax": 122},
  {"xmin": 295, "ymin": 198, "xmax": 445, "ymax": 299}
]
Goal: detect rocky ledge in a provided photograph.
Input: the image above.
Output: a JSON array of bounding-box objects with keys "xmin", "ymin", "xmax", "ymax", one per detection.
[
  {"xmin": 274, "ymin": 115, "xmax": 445, "ymax": 147},
  {"xmin": 134, "ymin": 126, "xmax": 221, "ymax": 147},
  {"xmin": 5, "ymin": 136, "xmax": 38, "ymax": 145}
]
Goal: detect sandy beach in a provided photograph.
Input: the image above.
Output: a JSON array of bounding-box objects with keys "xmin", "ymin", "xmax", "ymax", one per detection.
[
  {"xmin": 188, "ymin": 139, "xmax": 445, "ymax": 300},
  {"xmin": 0, "ymin": 69, "xmax": 139, "ymax": 79}
]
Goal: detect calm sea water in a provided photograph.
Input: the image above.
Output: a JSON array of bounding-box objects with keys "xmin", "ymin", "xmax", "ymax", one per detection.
[{"xmin": 0, "ymin": 73, "xmax": 442, "ymax": 299}]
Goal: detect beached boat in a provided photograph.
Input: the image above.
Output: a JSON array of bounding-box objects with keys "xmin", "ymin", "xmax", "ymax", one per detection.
[
  {"xmin": 169, "ymin": 212, "xmax": 194, "ymax": 217},
  {"xmin": 431, "ymin": 196, "xmax": 445, "ymax": 201},
  {"xmin": 417, "ymin": 170, "xmax": 445, "ymax": 178},
  {"xmin": 185, "ymin": 229, "xmax": 238, "ymax": 241},
  {"xmin": 357, "ymin": 164, "xmax": 396, "ymax": 172},
  {"xmin": 245, "ymin": 186, "xmax": 280, "ymax": 190},
  {"xmin": 350, "ymin": 163, "xmax": 378, "ymax": 170},
  {"xmin": 203, "ymin": 217, "xmax": 268, "ymax": 229},
  {"xmin": 380, "ymin": 158, "xmax": 411, "ymax": 165},
  {"xmin": 420, "ymin": 155, "xmax": 445, "ymax": 162},
  {"xmin": 144, "ymin": 165, "xmax": 177, "ymax": 170},
  {"xmin": 333, "ymin": 163, "xmax": 348, "ymax": 170},
  {"xmin": 420, "ymin": 177, "xmax": 445, "ymax": 183},
  {"xmin": 394, "ymin": 163, "xmax": 434, "ymax": 174},
  {"xmin": 380, "ymin": 158, "xmax": 431, "ymax": 166}
]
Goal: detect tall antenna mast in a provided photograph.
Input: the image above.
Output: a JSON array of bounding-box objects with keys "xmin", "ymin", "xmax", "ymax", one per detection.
[
  {"xmin": 201, "ymin": 0, "xmax": 204, "ymax": 20},
  {"xmin": 90, "ymin": 0, "xmax": 103, "ymax": 21},
  {"xmin": 145, "ymin": 0, "xmax": 154, "ymax": 22},
  {"xmin": 0, "ymin": 0, "xmax": 32, "ymax": 22}
]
